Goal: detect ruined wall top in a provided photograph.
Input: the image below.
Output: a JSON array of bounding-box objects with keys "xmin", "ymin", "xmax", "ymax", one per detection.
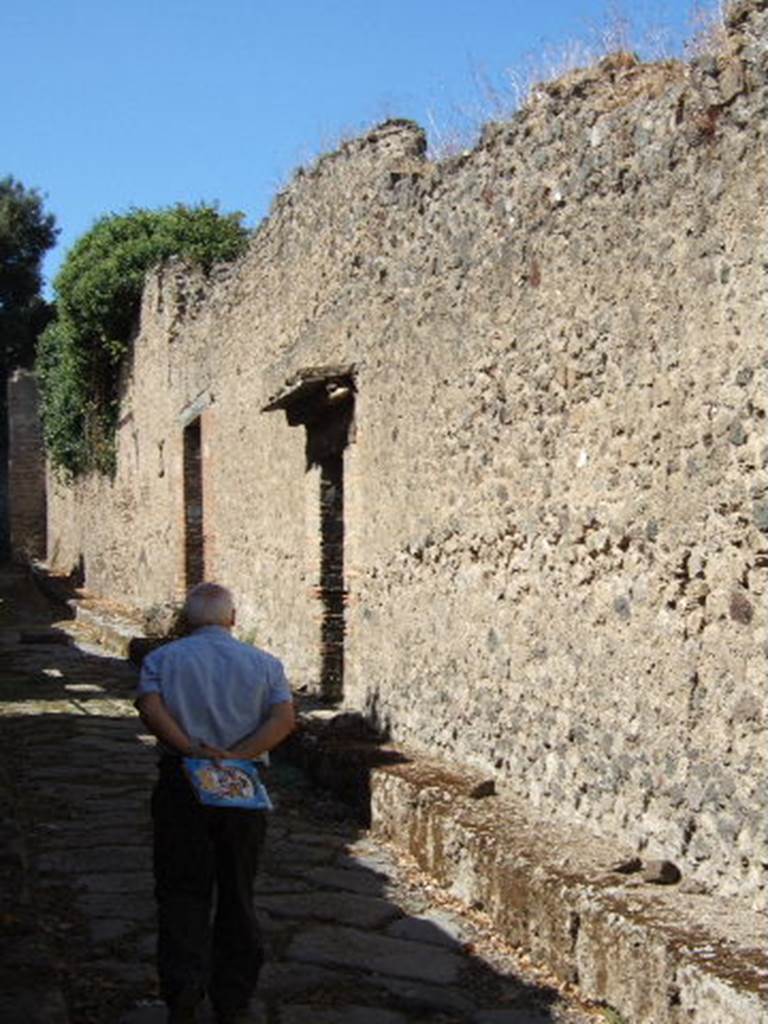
[{"xmin": 148, "ymin": 0, "xmax": 766, "ymax": 336}]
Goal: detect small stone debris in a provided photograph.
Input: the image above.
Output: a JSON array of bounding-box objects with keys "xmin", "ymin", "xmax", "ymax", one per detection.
[
  {"xmin": 468, "ymin": 779, "xmax": 496, "ymax": 799},
  {"xmin": 679, "ymin": 879, "xmax": 710, "ymax": 896},
  {"xmin": 642, "ymin": 860, "xmax": 682, "ymax": 885},
  {"xmin": 606, "ymin": 857, "xmax": 642, "ymax": 875}
]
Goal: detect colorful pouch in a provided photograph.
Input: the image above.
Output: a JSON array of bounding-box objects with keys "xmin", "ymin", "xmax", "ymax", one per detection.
[{"xmin": 183, "ymin": 758, "xmax": 273, "ymax": 810}]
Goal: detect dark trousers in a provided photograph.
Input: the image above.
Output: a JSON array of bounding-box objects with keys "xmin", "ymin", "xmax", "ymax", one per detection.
[{"xmin": 152, "ymin": 758, "xmax": 267, "ymax": 1015}]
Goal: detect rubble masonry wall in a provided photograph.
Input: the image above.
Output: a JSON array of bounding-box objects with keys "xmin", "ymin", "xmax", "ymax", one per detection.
[{"xmin": 46, "ymin": 0, "xmax": 767, "ymax": 905}]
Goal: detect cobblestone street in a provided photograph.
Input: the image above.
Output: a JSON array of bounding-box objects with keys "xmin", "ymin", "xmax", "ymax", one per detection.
[{"xmin": 0, "ymin": 566, "xmax": 603, "ymax": 1024}]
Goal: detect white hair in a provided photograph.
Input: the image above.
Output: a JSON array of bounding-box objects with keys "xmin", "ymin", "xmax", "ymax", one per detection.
[{"xmin": 183, "ymin": 582, "xmax": 235, "ymax": 628}]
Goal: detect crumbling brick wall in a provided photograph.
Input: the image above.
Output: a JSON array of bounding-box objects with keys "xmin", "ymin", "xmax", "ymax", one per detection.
[{"xmin": 47, "ymin": 0, "xmax": 767, "ymax": 906}]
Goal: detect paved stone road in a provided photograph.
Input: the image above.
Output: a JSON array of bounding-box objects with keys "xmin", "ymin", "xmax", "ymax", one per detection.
[{"xmin": 0, "ymin": 567, "xmax": 603, "ymax": 1024}]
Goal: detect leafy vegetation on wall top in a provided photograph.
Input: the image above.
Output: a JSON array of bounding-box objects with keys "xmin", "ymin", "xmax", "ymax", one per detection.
[{"xmin": 37, "ymin": 204, "xmax": 249, "ymax": 476}]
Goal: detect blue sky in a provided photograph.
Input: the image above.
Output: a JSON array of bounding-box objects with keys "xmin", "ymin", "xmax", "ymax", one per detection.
[{"xmin": 3, "ymin": 0, "xmax": 704, "ymax": 291}]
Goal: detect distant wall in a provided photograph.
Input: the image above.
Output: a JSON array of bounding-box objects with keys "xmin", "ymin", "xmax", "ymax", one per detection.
[
  {"xmin": 7, "ymin": 370, "xmax": 46, "ymax": 562},
  {"xmin": 48, "ymin": 0, "xmax": 767, "ymax": 906}
]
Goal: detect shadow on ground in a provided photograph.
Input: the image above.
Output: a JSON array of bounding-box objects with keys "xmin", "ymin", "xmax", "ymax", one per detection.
[{"xmin": 0, "ymin": 564, "xmax": 595, "ymax": 1024}]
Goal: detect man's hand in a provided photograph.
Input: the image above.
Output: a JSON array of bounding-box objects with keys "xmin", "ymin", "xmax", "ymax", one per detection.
[
  {"xmin": 136, "ymin": 692, "xmax": 294, "ymax": 762},
  {"xmin": 190, "ymin": 741, "xmax": 234, "ymax": 762},
  {"xmin": 228, "ymin": 701, "xmax": 296, "ymax": 760},
  {"xmin": 137, "ymin": 694, "xmax": 231, "ymax": 759},
  {"xmin": 136, "ymin": 692, "xmax": 195, "ymax": 755}
]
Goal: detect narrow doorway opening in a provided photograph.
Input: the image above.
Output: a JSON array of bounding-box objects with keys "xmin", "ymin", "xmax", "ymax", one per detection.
[
  {"xmin": 183, "ymin": 417, "xmax": 204, "ymax": 587},
  {"xmin": 319, "ymin": 451, "xmax": 344, "ymax": 701},
  {"xmin": 263, "ymin": 367, "xmax": 355, "ymax": 703}
]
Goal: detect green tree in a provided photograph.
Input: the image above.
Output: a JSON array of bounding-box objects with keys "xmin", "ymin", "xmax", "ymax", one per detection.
[
  {"xmin": 38, "ymin": 203, "xmax": 249, "ymax": 476},
  {"xmin": 0, "ymin": 176, "xmax": 58, "ymax": 370}
]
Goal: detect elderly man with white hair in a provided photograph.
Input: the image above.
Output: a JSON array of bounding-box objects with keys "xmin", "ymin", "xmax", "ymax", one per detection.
[{"xmin": 136, "ymin": 582, "xmax": 295, "ymax": 1024}]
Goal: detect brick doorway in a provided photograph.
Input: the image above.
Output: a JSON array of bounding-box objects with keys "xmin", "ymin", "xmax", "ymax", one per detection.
[
  {"xmin": 183, "ymin": 417, "xmax": 204, "ymax": 588},
  {"xmin": 318, "ymin": 449, "xmax": 344, "ymax": 702},
  {"xmin": 263, "ymin": 367, "xmax": 355, "ymax": 703}
]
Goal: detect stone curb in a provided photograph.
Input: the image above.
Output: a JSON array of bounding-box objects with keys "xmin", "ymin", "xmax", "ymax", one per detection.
[
  {"xmin": 285, "ymin": 712, "xmax": 766, "ymax": 1024},
  {"xmin": 368, "ymin": 762, "xmax": 766, "ymax": 1024},
  {"xmin": 28, "ymin": 563, "xmax": 148, "ymax": 660},
  {"xmin": 68, "ymin": 602, "xmax": 145, "ymax": 658}
]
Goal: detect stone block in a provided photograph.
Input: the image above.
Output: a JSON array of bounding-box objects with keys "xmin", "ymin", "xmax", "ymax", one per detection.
[{"xmin": 287, "ymin": 924, "xmax": 462, "ymax": 983}]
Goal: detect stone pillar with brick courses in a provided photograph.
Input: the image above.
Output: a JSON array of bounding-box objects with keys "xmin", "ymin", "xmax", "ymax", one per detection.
[{"xmin": 6, "ymin": 369, "xmax": 47, "ymax": 563}]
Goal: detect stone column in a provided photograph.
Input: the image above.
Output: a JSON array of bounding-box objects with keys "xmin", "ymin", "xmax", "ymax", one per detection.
[{"xmin": 7, "ymin": 369, "xmax": 47, "ymax": 562}]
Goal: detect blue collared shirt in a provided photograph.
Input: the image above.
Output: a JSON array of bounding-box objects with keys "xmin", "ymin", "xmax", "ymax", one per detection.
[{"xmin": 137, "ymin": 625, "xmax": 291, "ymax": 751}]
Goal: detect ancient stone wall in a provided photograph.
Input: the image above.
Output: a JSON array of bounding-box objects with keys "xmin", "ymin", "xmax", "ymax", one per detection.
[{"xmin": 47, "ymin": 0, "xmax": 767, "ymax": 906}]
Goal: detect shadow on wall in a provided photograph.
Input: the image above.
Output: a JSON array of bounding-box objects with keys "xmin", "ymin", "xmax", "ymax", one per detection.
[{"xmin": 279, "ymin": 701, "xmax": 406, "ymax": 827}]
